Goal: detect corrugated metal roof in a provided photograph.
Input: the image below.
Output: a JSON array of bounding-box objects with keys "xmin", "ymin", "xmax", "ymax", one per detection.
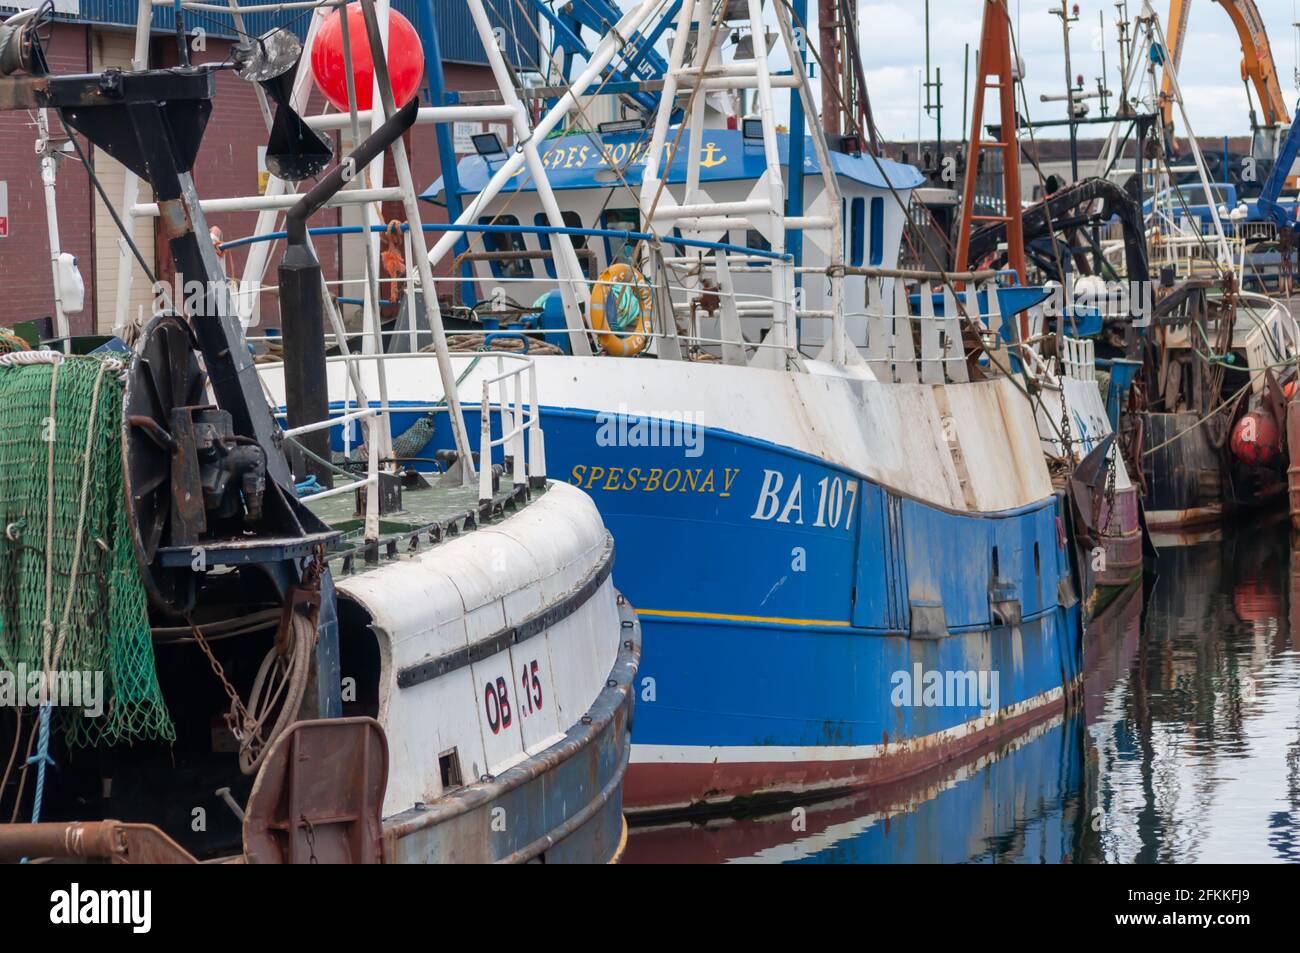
[{"xmin": 52, "ymin": 0, "xmax": 537, "ymax": 67}]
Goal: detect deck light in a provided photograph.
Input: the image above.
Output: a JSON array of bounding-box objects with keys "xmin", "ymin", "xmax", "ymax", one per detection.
[
  {"xmin": 598, "ymin": 119, "xmax": 647, "ymax": 136},
  {"xmin": 472, "ymin": 132, "xmax": 507, "ymax": 158}
]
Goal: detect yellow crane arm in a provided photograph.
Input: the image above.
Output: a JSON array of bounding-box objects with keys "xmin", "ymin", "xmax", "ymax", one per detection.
[
  {"xmin": 1159, "ymin": 0, "xmax": 1192, "ymax": 132},
  {"xmin": 1160, "ymin": 0, "xmax": 1291, "ymax": 133}
]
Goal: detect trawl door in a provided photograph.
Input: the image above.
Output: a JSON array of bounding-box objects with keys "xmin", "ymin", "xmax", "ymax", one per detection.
[{"xmin": 852, "ymin": 483, "xmax": 909, "ymax": 633}]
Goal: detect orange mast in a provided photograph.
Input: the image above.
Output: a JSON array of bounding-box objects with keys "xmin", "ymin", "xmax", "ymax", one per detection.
[{"xmin": 955, "ymin": 0, "xmax": 1026, "ymax": 285}]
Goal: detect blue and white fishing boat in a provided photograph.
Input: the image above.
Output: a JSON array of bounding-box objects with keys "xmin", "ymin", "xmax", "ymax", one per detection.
[{"xmin": 280, "ymin": 0, "xmax": 1085, "ymax": 814}]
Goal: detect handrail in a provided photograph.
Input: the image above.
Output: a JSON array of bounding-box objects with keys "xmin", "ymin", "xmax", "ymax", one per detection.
[
  {"xmin": 478, "ymin": 355, "xmax": 544, "ymax": 510},
  {"xmin": 217, "ymin": 221, "xmax": 794, "ymax": 262},
  {"xmin": 282, "ymin": 407, "xmax": 378, "ymax": 439},
  {"xmin": 265, "ymin": 349, "xmax": 547, "ymax": 516}
]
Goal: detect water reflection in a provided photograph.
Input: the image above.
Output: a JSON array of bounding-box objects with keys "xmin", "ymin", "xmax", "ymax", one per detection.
[{"xmin": 625, "ymin": 521, "xmax": 1300, "ymax": 863}]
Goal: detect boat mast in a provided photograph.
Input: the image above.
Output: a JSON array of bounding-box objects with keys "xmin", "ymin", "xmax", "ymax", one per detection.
[
  {"xmin": 818, "ymin": 0, "xmax": 843, "ymax": 138},
  {"xmin": 817, "ymin": 0, "xmax": 869, "ymax": 144},
  {"xmin": 955, "ymin": 0, "xmax": 1027, "ymax": 285}
]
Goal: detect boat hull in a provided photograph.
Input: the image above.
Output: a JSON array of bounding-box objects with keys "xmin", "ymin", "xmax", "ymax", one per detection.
[
  {"xmin": 623, "ymin": 609, "xmax": 1078, "ymax": 813},
  {"xmin": 1139, "ymin": 410, "xmax": 1288, "ymax": 529},
  {"xmin": 383, "ymin": 599, "xmax": 640, "ymax": 863},
  {"xmin": 536, "ymin": 410, "xmax": 1082, "ymax": 814},
  {"xmin": 1095, "ymin": 485, "xmax": 1143, "ymax": 586},
  {"xmin": 332, "ymin": 482, "xmax": 639, "ymax": 862},
  {"xmin": 261, "ymin": 356, "xmax": 1085, "ymax": 814}
]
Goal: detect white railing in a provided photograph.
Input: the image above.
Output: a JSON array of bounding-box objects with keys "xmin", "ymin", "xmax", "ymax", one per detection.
[
  {"xmin": 1234, "ymin": 294, "xmax": 1300, "ymax": 395},
  {"xmin": 477, "ymin": 355, "xmax": 546, "ymax": 509},
  {"xmin": 1059, "ymin": 336, "xmax": 1095, "ymax": 383},
  {"xmin": 281, "ymin": 408, "xmax": 382, "ymax": 504},
  {"xmin": 855, "ymin": 278, "xmax": 1003, "ymax": 385},
  {"xmin": 267, "ymin": 349, "xmax": 547, "ymax": 517}
]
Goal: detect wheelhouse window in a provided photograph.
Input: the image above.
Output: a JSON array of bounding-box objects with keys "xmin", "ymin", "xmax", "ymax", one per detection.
[
  {"xmin": 601, "ymin": 208, "xmax": 640, "ymax": 266},
  {"xmin": 535, "ymin": 211, "xmax": 592, "ymax": 279},
  {"xmin": 869, "ymin": 196, "xmax": 885, "ymax": 266},
  {"xmin": 850, "ymin": 196, "xmax": 866, "ymax": 267},
  {"xmin": 479, "ymin": 214, "xmax": 533, "ymax": 279}
]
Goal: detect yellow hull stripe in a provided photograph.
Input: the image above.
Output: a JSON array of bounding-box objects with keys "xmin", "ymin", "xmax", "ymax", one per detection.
[{"xmin": 636, "ymin": 608, "xmax": 852, "ymax": 628}]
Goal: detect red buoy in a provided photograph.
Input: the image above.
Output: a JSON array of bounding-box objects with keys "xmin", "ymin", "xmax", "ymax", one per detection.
[
  {"xmin": 1231, "ymin": 410, "xmax": 1281, "ymax": 467},
  {"xmin": 310, "ymin": 2, "xmax": 425, "ymax": 113}
]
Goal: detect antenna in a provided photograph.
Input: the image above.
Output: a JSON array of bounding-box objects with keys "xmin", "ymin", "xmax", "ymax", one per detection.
[
  {"xmin": 1049, "ymin": 1, "xmax": 1082, "ymax": 182},
  {"xmin": 1099, "ymin": 10, "xmax": 1111, "ymax": 118},
  {"xmin": 923, "ymin": 0, "xmax": 944, "ymax": 168},
  {"xmin": 1115, "ymin": 0, "xmax": 1132, "ymax": 110},
  {"xmin": 1295, "ymin": 3, "xmax": 1300, "ymax": 92}
]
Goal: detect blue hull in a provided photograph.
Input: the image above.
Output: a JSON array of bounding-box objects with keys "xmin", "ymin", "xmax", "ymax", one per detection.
[
  {"xmin": 624, "ymin": 711, "xmax": 1086, "ymax": 862},
  {"xmin": 361, "ymin": 403, "xmax": 1083, "ymax": 811}
]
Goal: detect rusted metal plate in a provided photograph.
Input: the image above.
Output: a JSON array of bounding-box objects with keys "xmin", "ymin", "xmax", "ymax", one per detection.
[{"xmin": 243, "ymin": 717, "xmax": 388, "ymax": 864}]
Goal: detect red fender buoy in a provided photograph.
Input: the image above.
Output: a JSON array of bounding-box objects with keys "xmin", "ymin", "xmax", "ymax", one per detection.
[{"xmin": 310, "ymin": 3, "xmax": 424, "ymax": 113}]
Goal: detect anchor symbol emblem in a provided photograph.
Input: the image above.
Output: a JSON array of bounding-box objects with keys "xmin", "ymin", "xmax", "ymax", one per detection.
[{"xmin": 699, "ymin": 142, "xmax": 727, "ymax": 168}]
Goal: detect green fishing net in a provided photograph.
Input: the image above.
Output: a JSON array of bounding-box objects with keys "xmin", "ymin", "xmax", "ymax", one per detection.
[{"xmin": 0, "ymin": 356, "xmax": 174, "ymax": 747}]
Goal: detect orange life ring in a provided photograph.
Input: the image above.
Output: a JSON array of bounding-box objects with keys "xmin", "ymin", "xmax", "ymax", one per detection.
[{"xmin": 590, "ymin": 263, "xmax": 653, "ymax": 357}]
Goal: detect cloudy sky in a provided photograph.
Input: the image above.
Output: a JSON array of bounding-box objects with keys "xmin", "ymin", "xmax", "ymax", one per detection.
[{"xmin": 851, "ymin": 0, "xmax": 1300, "ymax": 141}]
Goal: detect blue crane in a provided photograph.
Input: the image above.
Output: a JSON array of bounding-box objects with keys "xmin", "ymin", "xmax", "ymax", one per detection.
[
  {"xmin": 535, "ymin": 0, "xmax": 680, "ymax": 120},
  {"xmin": 1257, "ymin": 103, "xmax": 1300, "ymax": 233}
]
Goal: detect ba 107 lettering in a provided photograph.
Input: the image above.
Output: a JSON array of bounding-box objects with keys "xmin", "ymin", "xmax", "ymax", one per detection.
[{"xmin": 751, "ymin": 470, "xmax": 859, "ymax": 529}]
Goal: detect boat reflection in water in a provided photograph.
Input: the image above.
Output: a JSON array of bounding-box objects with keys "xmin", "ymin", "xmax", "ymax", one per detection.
[
  {"xmin": 1091, "ymin": 518, "xmax": 1300, "ymax": 863},
  {"xmin": 628, "ymin": 522, "xmax": 1300, "ymax": 862}
]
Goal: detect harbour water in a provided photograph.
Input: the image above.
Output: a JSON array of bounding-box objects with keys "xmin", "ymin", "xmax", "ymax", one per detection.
[{"xmin": 625, "ymin": 518, "xmax": 1300, "ymax": 863}]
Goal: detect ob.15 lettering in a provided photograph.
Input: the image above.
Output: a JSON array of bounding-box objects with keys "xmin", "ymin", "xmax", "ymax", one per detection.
[{"xmin": 484, "ymin": 659, "xmax": 544, "ymax": 734}]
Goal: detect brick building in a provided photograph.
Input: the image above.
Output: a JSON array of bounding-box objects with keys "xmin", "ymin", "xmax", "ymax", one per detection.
[{"xmin": 0, "ymin": 1, "xmax": 537, "ymax": 335}]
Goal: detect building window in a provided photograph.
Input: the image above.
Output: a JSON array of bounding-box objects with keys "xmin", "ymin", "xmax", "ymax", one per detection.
[
  {"xmin": 479, "ymin": 214, "xmax": 532, "ymax": 279},
  {"xmin": 869, "ymin": 196, "xmax": 885, "ymax": 266}
]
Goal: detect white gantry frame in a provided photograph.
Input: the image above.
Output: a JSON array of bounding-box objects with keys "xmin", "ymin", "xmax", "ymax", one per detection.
[
  {"xmin": 108, "ymin": 0, "xmax": 606, "ymax": 491},
  {"xmin": 636, "ymin": 0, "xmax": 846, "ymax": 369}
]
